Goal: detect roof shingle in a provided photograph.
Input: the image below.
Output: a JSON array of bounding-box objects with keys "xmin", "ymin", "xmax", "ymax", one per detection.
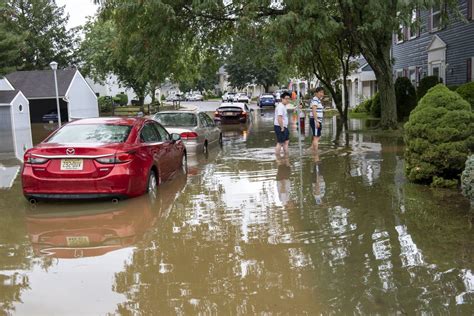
[
  {"xmin": 5, "ymin": 69, "xmax": 77, "ymax": 99},
  {"xmin": 0, "ymin": 90, "xmax": 21, "ymax": 104}
]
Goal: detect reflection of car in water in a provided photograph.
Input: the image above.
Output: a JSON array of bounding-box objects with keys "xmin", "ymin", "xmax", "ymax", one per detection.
[
  {"xmin": 219, "ymin": 124, "xmax": 250, "ymax": 142},
  {"xmin": 25, "ymin": 172, "xmax": 187, "ymax": 258}
]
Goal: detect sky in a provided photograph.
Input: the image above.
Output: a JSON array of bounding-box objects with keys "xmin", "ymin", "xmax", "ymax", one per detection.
[{"xmin": 56, "ymin": 0, "xmax": 99, "ymax": 29}]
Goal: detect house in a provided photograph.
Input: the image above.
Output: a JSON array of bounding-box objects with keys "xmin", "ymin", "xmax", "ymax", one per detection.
[
  {"xmin": 346, "ymin": 58, "xmax": 377, "ymax": 108},
  {"xmin": 0, "ymin": 90, "xmax": 33, "ymax": 160},
  {"xmin": 392, "ymin": 0, "xmax": 474, "ymax": 86},
  {"xmin": 86, "ymin": 74, "xmax": 154, "ymax": 104},
  {"xmin": 0, "ymin": 69, "xmax": 98, "ymax": 123}
]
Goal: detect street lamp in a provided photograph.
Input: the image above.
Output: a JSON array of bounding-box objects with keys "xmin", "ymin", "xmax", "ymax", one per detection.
[{"xmin": 49, "ymin": 61, "xmax": 62, "ymax": 127}]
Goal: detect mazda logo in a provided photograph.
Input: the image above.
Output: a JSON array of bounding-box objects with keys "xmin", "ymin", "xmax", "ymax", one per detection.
[{"xmin": 66, "ymin": 148, "xmax": 75, "ymax": 155}]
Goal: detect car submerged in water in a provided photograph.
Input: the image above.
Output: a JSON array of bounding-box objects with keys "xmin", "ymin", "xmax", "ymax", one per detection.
[
  {"xmin": 153, "ymin": 111, "xmax": 222, "ymax": 154},
  {"xmin": 22, "ymin": 117, "xmax": 187, "ymax": 202},
  {"xmin": 214, "ymin": 102, "xmax": 253, "ymax": 124}
]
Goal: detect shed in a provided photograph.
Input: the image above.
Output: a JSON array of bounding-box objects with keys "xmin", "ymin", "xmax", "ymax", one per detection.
[
  {"xmin": 3, "ymin": 69, "xmax": 98, "ymax": 123},
  {"xmin": 0, "ymin": 90, "xmax": 33, "ymax": 160}
]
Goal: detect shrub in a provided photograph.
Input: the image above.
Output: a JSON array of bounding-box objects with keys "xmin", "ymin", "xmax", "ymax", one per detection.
[
  {"xmin": 369, "ymin": 92, "xmax": 381, "ymax": 118},
  {"xmin": 404, "ymin": 84, "xmax": 474, "ymax": 187},
  {"xmin": 115, "ymin": 93, "xmax": 128, "ymax": 106},
  {"xmin": 98, "ymin": 96, "xmax": 112, "ymax": 112},
  {"xmin": 456, "ymin": 81, "xmax": 474, "ymax": 110},
  {"xmin": 160, "ymin": 94, "xmax": 166, "ymax": 101},
  {"xmin": 461, "ymin": 155, "xmax": 474, "ymax": 205},
  {"xmin": 353, "ymin": 98, "xmax": 371, "ymax": 113},
  {"xmin": 395, "ymin": 77, "xmax": 417, "ymax": 120},
  {"xmin": 417, "ymin": 76, "xmax": 441, "ymax": 101},
  {"xmin": 447, "ymin": 85, "xmax": 460, "ymax": 91}
]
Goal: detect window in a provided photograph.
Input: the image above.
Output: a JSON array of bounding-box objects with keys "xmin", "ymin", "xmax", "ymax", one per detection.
[
  {"xmin": 203, "ymin": 114, "xmax": 215, "ymax": 127},
  {"xmin": 396, "ymin": 69, "xmax": 404, "ymax": 79},
  {"xmin": 409, "ymin": 67, "xmax": 417, "ymax": 86},
  {"xmin": 431, "ymin": 7, "xmax": 442, "ymax": 31},
  {"xmin": 18, "ymin": 104, "xmax": 23, "ymax": 113},
  {"xmin": 408, "ymin": 10, "xmax": 418, "ymax": 39},
  {"xmin": 198, "ymin": 113, "xmax": 209, "ymax": 127},
  {"xmin": 469, "ymin": 0, "xmax": 473, "ymax": 20},
  {"xmin": 154, "ymin": 123, "xmax": 170, "ymax": 141},
  {"xmin": 140, "ymin": 124, "xmax": 160, "ymax": 143},
  {"xmin": 47, "ymin": 124, "xmax": 132, "ymax": 144},
  {"xmin": 397, "ymin": 23, "xmax": 404, "ymax": 43}
]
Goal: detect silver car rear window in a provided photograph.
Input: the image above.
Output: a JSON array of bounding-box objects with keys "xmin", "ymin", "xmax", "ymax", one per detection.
[{"xmin": 154, "ymin": 113, "xmax": 198, "ymax": 127}]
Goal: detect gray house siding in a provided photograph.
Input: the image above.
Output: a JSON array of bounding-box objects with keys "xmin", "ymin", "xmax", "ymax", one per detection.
[{"xmin": 392, "ymin": 0, "xmax": 474, "ymax": 86}]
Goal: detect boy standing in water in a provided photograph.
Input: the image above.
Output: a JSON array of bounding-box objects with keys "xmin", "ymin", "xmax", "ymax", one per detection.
[
  {"xmin": 274, "ymin": 91, "xmax": 291, "ymax": 156},
  {"xmin": 310, "ymin": 87, "xmax": 324, "ymax": 151}
]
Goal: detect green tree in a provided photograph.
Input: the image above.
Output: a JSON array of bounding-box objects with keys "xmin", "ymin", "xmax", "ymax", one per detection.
[
  {"xmin": 225, "ymin": 25, "xmax": 280, "ymax": 92},
  {"xmin": 0, "ymin": 2, "xmax": 24, "ymax": 75},
  {"xmin": 7, "ymin": 0, "xmax": 77, "ymax": 70}
]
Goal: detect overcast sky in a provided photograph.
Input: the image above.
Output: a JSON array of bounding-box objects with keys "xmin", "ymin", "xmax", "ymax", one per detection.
[{"xmin": 56, "ymin": 0, "xmax": 99, "ymax": 29}]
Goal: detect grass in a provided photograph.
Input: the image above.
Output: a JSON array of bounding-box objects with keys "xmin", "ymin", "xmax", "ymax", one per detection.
[
  {"xmin": 100, "ymin": 104, "xmax": 182, "ymax": 117},
  {"xmin": 348, "ymin": 111, "xmax": 374, "ymax": 119}
]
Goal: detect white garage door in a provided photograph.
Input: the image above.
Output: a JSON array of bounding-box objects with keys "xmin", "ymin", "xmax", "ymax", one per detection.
[{"xmin": 0, "ymin": 107, "xmax": 14, "ymax": 153}]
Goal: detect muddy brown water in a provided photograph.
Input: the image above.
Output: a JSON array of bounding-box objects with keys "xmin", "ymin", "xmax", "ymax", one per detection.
[{"xmin": 0, "ymin": 111, "xmax": 472, "ymax": 315}]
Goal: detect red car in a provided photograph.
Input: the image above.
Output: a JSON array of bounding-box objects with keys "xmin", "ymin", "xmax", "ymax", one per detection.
[{"xmin": 22, "ymin": 117, "xmax": 187, "ymax": 201}]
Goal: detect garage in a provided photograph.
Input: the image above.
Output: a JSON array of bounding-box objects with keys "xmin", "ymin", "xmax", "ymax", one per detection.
[{"xmin": 3, "ymin": 68, "xmax": 98, "ymax": 124}]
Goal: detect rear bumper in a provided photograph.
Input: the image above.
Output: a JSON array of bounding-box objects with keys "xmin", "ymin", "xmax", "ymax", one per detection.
[
  {"xmin": 22, "ymin": 164, "xmax": 143, "ymax": 199},
  {"xmin": 214, "ymin": 116, "xmax": 247, "ymax": 123},
  {"xmin": 24, "ymin": 193, "xmax": 128, "ymax": 200}
]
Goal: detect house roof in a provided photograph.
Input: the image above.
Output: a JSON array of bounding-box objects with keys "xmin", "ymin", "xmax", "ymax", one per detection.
[
  {"xmin": 5, "ymin": 69, "xmax": 77, "ymax": 99},
  {"xmin": 0, "ymin": 90, "xmax": 21, "ymax": 104}
]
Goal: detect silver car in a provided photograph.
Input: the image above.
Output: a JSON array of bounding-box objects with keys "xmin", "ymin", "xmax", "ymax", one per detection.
[{"xmin": 152, "ymin": 111, "xmax": 222, "ymax": 154}]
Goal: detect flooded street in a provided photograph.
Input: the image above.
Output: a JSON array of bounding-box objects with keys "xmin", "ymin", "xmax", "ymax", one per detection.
[{"xmin": 1, "ymin": 110, "xmax": 473, "ymax": 315}]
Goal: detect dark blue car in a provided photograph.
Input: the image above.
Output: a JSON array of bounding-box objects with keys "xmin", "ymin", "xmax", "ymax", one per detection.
[
  {"xmin": 42, "ymin": 111, "xmax": 58, "ymax": 123},
  {"xmin": 258, "ymin": 94, "xmax": 276, "ymax": 108}
]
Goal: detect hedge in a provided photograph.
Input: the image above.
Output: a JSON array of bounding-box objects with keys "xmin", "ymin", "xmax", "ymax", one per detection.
[
  {"xmin": 456, "ymin": 81, "xmax": 474, "ymax": 110},
  {"xmin": 395, "ymin": 77, "xmax": 417, "ymax": 121},
  {"xmin": 404, "ymin": 84, "xmax": 474, "ymax": 187},
  {"xmin": 461, "ymin": 155, "xmax": 474, "ymax": 205},
  {"xmin": 417, "ymin": 76, "xmax": 441, "ymax": 101}
]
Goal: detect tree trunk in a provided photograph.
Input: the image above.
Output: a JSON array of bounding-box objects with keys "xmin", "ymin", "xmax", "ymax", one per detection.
[
  {"xmin": 374, "ymin": 69, "xmax": 397, "ymax": 129},
  {"xmin": 359, "ymin": 40, "xmax": 398, "ymax": 129},
  {"xmin": 342, "ymin": 76, "xmax": 350, "ymax": 122},
  {"xmin": 138, "ymin": 96, "xmax": 145, "ymax": 113}
]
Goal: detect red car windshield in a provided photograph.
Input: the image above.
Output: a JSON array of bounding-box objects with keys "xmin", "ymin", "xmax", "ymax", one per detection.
[{"xmin": 46, "ymin": 124, "xmax": 132, "ymax": 144}]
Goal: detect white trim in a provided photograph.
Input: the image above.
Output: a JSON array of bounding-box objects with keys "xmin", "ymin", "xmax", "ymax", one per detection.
[
  {"xmin": 65, "ymin": 70, "xmax": 98, "ymax": 100},
  {"xmin": 64, "ymin": 70, "xmax": 78, "ymax": 97},
  {"xmin": 26, "ymin": 96, "xmax": 66, "ymax": 100},
  {"xmin": 0, "ymin": 77, "xmax": 15, "ymax": 90},
  {"xmin": 10, "ymin": 103, "xmax": 18, "ymax": 160}
]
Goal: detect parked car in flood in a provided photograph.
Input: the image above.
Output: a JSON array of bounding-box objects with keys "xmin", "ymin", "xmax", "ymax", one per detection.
[
  {"xmin": 233, "ymin": 93, "xmax": 250, "ymax": 103},
  {"xmin": 153, "ymin": 111, "xmax": 222, "ymax": 154},
  {"xmin": 22, "ymin": 117, "xmax": 187, "ymax": 201},
  {"xmin": 186, "ymin": 94, "xmax": 204, "ymax": 101},
  {"xmin": 258, "ymin": 94, "xmax": 276, "ymax": 107},
  {"xmin": 214, "ymin": 102, "xmax": 253, "ymax": 124},
  {"xmin": 222, "ymin": 92, "xmax": 237, "ymax": 102}
]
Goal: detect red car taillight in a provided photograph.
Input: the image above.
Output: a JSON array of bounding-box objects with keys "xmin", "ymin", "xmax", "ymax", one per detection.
[
  {"xmin": 241, "ymin": 111, "xmax": 247, "ymax": 116},
  {"xmin": 24, "ymin": 153, "xmax": 49, "ymax": 164},
  {"xmin": 180, "ymin": 132, "xmax": 198, "ymax": 140},
  {"xmin": 214, "ymin": 111, "xmax": 220, "ymax": 116},
  {"xmin": 96, "ymin": 152, "xmax": 134, "ymax": 164}
]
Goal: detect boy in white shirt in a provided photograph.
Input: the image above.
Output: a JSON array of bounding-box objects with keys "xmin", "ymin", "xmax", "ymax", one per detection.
[
  {"xmin": 309, "ymin": 87, "xmax": 324, "ymax": 151},
  {"xmin": 274, "ymin": 91, "xmax": 291, "ymax": 156}
]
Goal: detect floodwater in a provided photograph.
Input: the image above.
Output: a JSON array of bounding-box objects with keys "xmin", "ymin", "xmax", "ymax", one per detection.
[{"xmin": 1, "ymin": 110, "xmax": 472, "ymax": 315}]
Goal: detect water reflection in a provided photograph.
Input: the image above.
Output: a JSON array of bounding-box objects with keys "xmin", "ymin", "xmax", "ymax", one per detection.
[{"xmin": 0, "ymin": 115, "xmax": 472, "ymax": 314}]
